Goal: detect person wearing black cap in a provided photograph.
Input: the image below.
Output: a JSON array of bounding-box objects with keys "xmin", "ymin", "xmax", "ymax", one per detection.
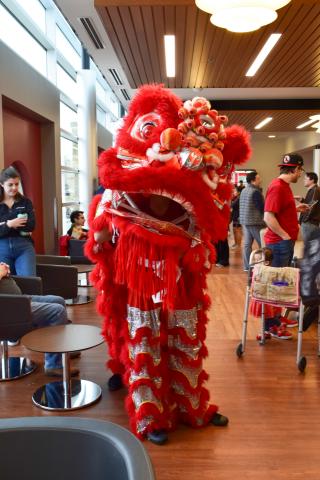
[{"xmin": 263, "ymin": 154, "xmax": 309, "ymax": 268}]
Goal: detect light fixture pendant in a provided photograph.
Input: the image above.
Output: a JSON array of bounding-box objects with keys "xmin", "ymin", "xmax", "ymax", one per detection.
[{"xmin": 195, "ymin": 0, "xmax": 292, "ymax": 33}]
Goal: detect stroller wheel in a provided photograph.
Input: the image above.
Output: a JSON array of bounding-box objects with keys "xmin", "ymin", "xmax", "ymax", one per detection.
[
  {"xmin": 298, "ymin": 356, "xmax": 307, "ymax": 373},
  {"xmin": 236, "ymin": 343, "xmax": 244, "ymax": 357}
]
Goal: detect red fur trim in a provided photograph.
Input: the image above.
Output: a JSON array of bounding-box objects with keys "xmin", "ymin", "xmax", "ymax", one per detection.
[
  {"xmin": 223, "ymin": 124, "xmax": 252, "ymax": 166},
  {"xmin": 179, "ymin": 403, "xmax": 218, "ymax": 428},
  {"xmin": 115, "ymin": 84, "xmax": 182, "ymax": 157},
  {"xmin": 107, "ymin": 359, "xmax": 124, "ymax": 374}
]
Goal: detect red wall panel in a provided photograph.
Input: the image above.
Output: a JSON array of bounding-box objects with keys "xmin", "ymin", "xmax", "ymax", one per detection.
[{"xmin": 3, "ymin": 107, "xmax": 44, "ymax": 252}]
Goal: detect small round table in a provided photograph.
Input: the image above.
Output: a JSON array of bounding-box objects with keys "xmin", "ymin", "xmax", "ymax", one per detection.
[
  {"xmin": 66, "ymin": 265, "xmax": 94, "ymax": 306},
  {"xmin": 21, "ymin": 324, "xmax": 104, "ymax": 411}
]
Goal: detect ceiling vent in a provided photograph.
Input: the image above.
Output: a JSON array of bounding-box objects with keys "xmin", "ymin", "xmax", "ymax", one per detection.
[
  {"xmin": 79, "ymin": 17, "xmax": 104, "ymax": 49},
  {"xmin": 121, "ymin": 89, "xmax": 130, "ymax": 101},
  {"xmin": 109, "ymin": 68, "xmax": 123, "ymax": 86}
]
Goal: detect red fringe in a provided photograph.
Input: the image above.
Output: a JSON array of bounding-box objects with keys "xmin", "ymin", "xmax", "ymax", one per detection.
[
  {"xmin": 113, "ymin": 223, "xmax": 190, "ymax": 311},
  {"xmin": 179, "ymin": 403, "xmax": 218, "ymax": 428}
]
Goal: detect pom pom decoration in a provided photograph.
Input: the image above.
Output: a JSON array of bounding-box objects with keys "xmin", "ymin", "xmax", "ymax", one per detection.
[
  {"xmin": 203, "ymin": 148, "xmax": 224, "ymax": 169},
  {"xmin": 160, "ymin": 128, "xmax": 182, "ymax": 151}
]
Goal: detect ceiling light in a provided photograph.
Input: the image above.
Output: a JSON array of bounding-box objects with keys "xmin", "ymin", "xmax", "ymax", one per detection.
[
  {"xmin": 296, "ymin": 118, "xmax": 319, "ymax": 129},
  {"xmin": 195, "ymin": 1, "xmax": 291, "ymax": 33},
  {"xmin": 164, "ymin": 35, "xmax": 175, "ymax": 77},
  {"xmin": 255, "ymin": 117, "xmax": 273, "ymax": 129},
  {"xmin": 296, "ymin": 114, "xmax": 320, "ymax": 132},
  {"xmin": 268, "ymin": 135, "xmax": 276, "ymax": 138},
  {"xmin": 246, "ymin": 34, "xmax": 282, "ymax": 76},
  {"xmin": 311, "ymin": 120, "xmax": 320, "ymax": 134}
]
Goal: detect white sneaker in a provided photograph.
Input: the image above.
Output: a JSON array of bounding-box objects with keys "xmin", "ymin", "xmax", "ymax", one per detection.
[{"xmin": 8, "ymin": 340, "xmax": 20, "ymax": 347}]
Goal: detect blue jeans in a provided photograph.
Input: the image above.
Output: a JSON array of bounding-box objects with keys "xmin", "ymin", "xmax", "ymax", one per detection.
[
  {"xmin": 243, "ymin": 225, "xmax": 263, "ymax": 270},
  {"xmin": 0, "ymin": 237, "xmax": 36, "ymax": 276},
  {"xmin": 266, "ymin": 240, "xmax": 294, "ymax": 267},
  {"xmin": 30, "ymin": 295, "xmax": 67, "ymax": 369}
]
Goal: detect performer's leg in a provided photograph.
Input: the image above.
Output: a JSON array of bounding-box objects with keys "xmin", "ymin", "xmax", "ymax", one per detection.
[
  {"xmin": 123, "ymin": 296, "xmax": 174, "ymax": 442},
  {"xmin": 168, "ymin": 307, "xmax": 228, "ymax": 428}
]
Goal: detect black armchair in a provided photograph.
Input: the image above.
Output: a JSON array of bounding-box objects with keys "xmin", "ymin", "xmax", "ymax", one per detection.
[
  {"xmin": 36, "ymin": 254, "xmax": 71, "ymax": 265},
  {"xmin": 0, "ymin": 276, "xmax": 41, "ymax": 380},
  {"xmin": 68, "ymin": 239, "xmax": 92, "ymax": 265},
  {"xmin": 36, "ymin": 264, "xmax": 78, "ymax": 300}
]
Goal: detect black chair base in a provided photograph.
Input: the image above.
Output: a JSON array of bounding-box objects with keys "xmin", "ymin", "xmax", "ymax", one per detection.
[{"xmin": 0, "ymin": 356, "xmax": 37, "ymax": 381}]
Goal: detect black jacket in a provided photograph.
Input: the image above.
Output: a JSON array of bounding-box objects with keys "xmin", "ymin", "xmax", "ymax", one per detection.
[{"xmin": 0, "ymin": 196, "xmax": 35, "ymax": 239}]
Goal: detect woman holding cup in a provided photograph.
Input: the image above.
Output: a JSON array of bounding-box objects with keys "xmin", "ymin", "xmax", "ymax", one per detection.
[{"xmin": 0, "ymin": 166, "xmax": 36, "ymax": 275}]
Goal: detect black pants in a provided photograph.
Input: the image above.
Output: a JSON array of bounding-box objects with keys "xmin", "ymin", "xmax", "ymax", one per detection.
[{"xmin": 215, "ymin": 240, "xmax": 229, "ymax": 266}]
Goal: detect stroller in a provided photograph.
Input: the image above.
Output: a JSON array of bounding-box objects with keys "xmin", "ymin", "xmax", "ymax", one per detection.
[{"xmin": 236, "ymin": 249, "xmax": 308, "ymax": 372}]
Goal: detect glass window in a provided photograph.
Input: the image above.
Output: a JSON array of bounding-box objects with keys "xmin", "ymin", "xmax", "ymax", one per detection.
[
  {"xmin": 96, "ymin": 81, "xmax": 106, "ymax": 106},
  {"xmin": 61, "ymin": 137, "xmax": 78, "ymax": 169},
  {"xmin": 57, "ymin": 65, "xmax": 78, "ymax": 103},
  {"xmin": 15, "ymin": 0, "xmax": 46, "ymax": 32},
  {"xmin": 107, "ymin": 94, "xmax": 120, "ymax": 118},
  {"xmin": 106, "ymin": 111, "xmax": 118, "ymax": 135},
  {"xmin": 56, "ymin": 27, "xmax": 81, "ymax": 70},
  {"xmin": 97, "ymin": 107, "xmax": 106, "ymax": 127},
  {"xmin": 0, "ymin": 5, "xmax": 47, "ymax": 76},
  {"xmin": 61, "ymin": 171, "xmax": 79, "ymax": 203},
  {"xmin": 60, "ymin": 103, "xmax": 78, "ymax": 137}
]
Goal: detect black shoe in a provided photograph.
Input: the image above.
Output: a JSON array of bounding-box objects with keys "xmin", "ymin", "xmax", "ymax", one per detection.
[
  {"xmin": 211, "ymin": 412, "xmax": 229, "ymax": 427},
  {"xmin": 147, "ymin": 430, "xmax": 168, "ymax": 445},
  {"xmin": 107, "ymin": 373, "xmax": 123, "ymax": 391}
]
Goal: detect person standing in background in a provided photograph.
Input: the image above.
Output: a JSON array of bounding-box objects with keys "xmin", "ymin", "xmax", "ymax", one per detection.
[
  {"xmin": 239, "ymin": 171, "xmax": 265, "ymax": 271},
  {"xmin": 236, "ymin": 179, "xmax": 245, "ymax": 194},
  {"xmin": 298, "ymin": 172, "xmax": 320, "ymax": 243},
  {"xmin": 230, "ymin": 186, "xmax": 242, "ymax": 247},
  {"xmin": 264, "ymin": 154, "xmax": 309, "ymax": 267},
  {"xmin": 0, "ymin": 166, "xmax": 36, "ymax": 276}
]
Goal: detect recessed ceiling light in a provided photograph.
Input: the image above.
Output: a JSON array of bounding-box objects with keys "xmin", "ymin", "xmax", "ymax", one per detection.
[
  {"xmin": 246, "ymin": 34, "xmax": 282, "ymax": 77},
  {"xmin": 268, "ymin": 135, "xmax": 276, "ymax": 138},
  {"xmin": 255, "ymin": 117, "xmax": 273, "ymax": 129},
  {"xmin": 164, "ymin": 35, "xmax": 175, "ymax": 77}
]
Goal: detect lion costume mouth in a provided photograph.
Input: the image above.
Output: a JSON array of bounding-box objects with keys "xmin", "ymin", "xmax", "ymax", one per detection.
[{"xmin": 101, "ymin": 189, "xmax": 198, "ymax": 242}]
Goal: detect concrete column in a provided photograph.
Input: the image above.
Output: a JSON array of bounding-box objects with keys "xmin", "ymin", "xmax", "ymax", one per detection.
[
  {"xmin": 313, "ymin": 146, "xmax": 320, "ymax": 177},
  {"xmin": 77, "ymin": 69, "xmax": 97, "ymax": 220}
]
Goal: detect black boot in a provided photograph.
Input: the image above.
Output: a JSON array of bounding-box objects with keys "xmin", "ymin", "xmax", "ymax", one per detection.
[
  {"xmin": 146, "ymin": 430, "xmax": 168, "ymax": 445},
  {"xmin": 107, "ymin": 373, "xmax": 123, "ymax": 391},
  {"xmin": 211, "ymin": 412, "xmax": 229, "ymax": 426}
]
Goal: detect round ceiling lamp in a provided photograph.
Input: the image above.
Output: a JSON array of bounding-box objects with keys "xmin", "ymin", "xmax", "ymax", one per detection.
[{"xmin": 195, "ymin": 1, "xmax": 292, "ymax": 33}]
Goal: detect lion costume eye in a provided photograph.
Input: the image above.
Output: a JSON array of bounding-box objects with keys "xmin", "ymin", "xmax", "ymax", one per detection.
[
  {"xmin": 130, "ymin": 112, "xmax": 161, "ymax": 142},
  {"xmin": 199, "ymin": 115, "xmax": 215, "ymax": 129},
  {"xmin": 140, "ymin": 121, "xmax": 157, "ymax": 139}
]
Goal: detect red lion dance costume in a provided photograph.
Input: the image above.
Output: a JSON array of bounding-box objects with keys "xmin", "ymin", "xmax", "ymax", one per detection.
[{"xmin": 86, "ymin": 85, "xmax": 251, "ymax": 444}]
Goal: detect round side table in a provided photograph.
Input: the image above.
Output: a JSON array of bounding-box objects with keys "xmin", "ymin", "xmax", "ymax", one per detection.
[
  {"xmin": 21, "ymin": 324, "xmax": 104, "ymax": 411},
  {"xmin": 66, "ymin": 265, "xmax": 94, "ymax": 305}
]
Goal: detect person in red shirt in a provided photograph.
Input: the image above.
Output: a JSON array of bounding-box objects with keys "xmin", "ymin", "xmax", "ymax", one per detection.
[{"xmin": 264, "ymin": 154, "xmax": 309, "ymax": 268}]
